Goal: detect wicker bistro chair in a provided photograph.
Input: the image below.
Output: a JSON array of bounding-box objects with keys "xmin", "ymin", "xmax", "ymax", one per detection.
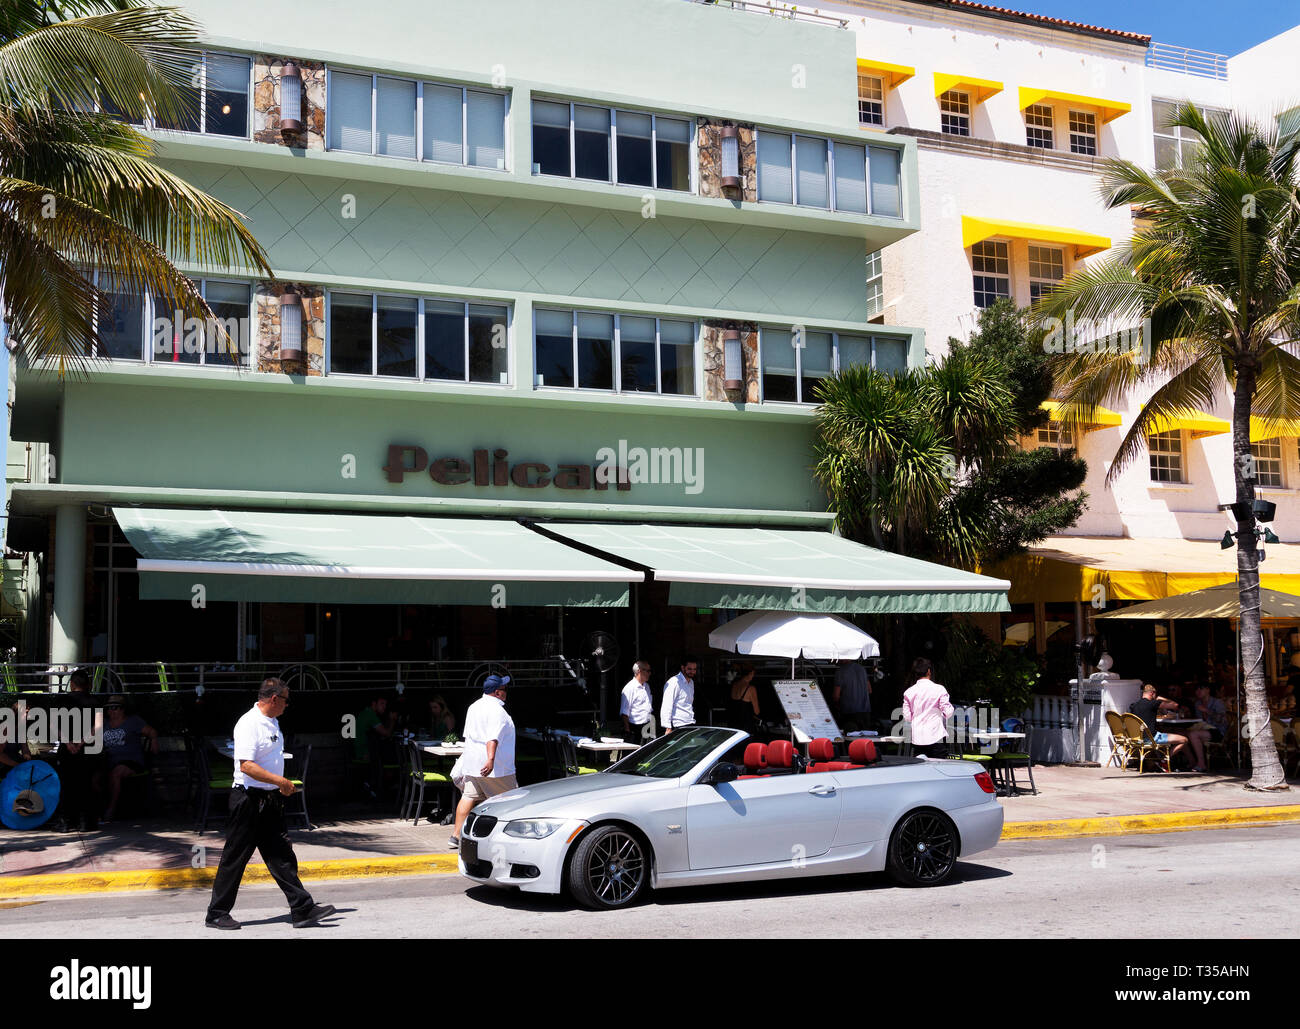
[
  {"xmin": 1105, "ymin": 710, "xmax": 1135, "ymax": 768},
  {"xmin": 1121, "ymin": 713, "xmax": 1172, "ymax": 773}
]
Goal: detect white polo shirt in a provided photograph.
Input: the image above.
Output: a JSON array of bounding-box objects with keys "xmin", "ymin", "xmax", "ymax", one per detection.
[
  {"xmin": 660, "ymin": 672, "xmax": 695, "ymax": 730},
  {"xmin": 620, "ymin": 677, "xmax": 654, "ymax": 724},
  {"xmin": 232, "ymin": 704, "xmax": 283, "ymax": 790},
  {"xmin": 461, "ymin": 694, "xmax": 516, "ymax": 778}
]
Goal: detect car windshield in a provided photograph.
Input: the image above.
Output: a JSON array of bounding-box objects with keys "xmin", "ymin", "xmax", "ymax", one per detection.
[{"xmin": 607, "ymin": 727, "xmax": 741, "ymax": 778}]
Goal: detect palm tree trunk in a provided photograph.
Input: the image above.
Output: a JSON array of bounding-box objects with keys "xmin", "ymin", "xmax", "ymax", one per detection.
[{"xmin": 1234, "ymin": 368, "xmax": 1288, "ymax": 789}]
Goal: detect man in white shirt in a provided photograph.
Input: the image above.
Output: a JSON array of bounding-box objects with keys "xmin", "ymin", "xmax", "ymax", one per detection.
[
  {"xmin": 451, "ymin": 674, "xmax": 517, "ymax": 850},
  {"xmin": 205, "ymin": 678, "xmax": 335, "ymax": 931},
  {"xmin": 660, "ymin": 657, "xmax": 699, "ymax": 734},
  {"xmin": 620, "ymin": 660, "xmax": 655, "ymax": 743}
]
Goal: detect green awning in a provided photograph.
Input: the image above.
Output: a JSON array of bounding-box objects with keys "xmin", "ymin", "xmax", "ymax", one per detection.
[
  {"xmin": 114, "ymin": 508, "xmax": 640, "ymax": 607},
  {"xmin": 539, "ymin": 523, "xmax": 1010, "ymax": 614}
]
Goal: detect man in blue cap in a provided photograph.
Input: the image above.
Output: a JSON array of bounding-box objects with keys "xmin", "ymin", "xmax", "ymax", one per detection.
[{"xmin": 449, "ymin": 673, "xmax": 516, "ymax": 850}]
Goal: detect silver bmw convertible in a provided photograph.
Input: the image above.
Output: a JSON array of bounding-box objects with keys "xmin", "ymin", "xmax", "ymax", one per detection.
[{"xmin": 458, "ymin": 726, "xmax": 1003, "ymax": 909}]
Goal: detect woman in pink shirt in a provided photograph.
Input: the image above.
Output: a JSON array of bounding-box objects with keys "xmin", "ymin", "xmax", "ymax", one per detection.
[{"xmin": 903, "ymin": 658, "xmax": 954, "ymax": 758}]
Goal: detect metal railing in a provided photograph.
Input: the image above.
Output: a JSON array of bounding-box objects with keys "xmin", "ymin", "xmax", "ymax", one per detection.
[
  {"xmin": 686, "ymin": 0, "xmax": 849, "ymax": 29},
  {"xmin": 1, "ymin": 657, "xmax": 584, "ymax": 694},
  {"xmin": 1145, "ymin": 42, "xmax": 1229, "ymax": 81}
]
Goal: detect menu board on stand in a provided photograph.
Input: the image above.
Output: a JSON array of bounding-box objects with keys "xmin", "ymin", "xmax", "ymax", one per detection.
[{"xmin": 773, "ymin": 679, "xmax": 844, "ymax": 743}]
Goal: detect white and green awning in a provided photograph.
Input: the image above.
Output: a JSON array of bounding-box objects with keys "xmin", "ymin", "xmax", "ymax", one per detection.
[
  {"xmin": 539, "ymin": 523, "xmax": 1010, "ymax": 614},
  {"xmin": 114, "ymin": 508, "xmax": 640, "ymax": 607}
]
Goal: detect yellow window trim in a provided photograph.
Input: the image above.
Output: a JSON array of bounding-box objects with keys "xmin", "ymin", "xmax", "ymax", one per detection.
[
  {"xmin": 857, "ymin": 59, "xmax": 915, "ymax": 90},
  {"xmin": 934, "ymin": 73, "xmax": 1003, "ymax": 104},
  {"xmin": 1018, "ymin": 87, "xmax": 1131, "ymax": 125}
]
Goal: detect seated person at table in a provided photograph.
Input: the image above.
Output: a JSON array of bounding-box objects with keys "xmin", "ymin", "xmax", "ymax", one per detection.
[
  {"xmin": 95, "ymin": 695, "xmax": 157, "ymax": 822},
  {"xmin": 426, "ymin": 695, "xmax": 457, "ymax": 738},
  {"xmin": 54, "ymin": 670, "xmax": 100, "ymax": 832},
  {"xmin": 1129, "ymin": 684, "xmax": 1205, "ymax": 771},
  {"xmin": 1194, "ymin": 684, "xmax": 1229, "ymax": 741},
  {"xmin": 354, "ymin": 694, "xmax": 397, "ymax": 799}
]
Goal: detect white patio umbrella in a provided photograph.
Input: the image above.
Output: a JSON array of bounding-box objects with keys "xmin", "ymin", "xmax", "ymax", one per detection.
[{"xmin": 708, "ymin": 611, "xmax": 880, "ymax": 663}]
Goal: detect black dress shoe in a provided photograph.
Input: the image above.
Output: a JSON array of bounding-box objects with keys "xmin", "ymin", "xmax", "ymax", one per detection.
[
  {"xmin": 292, "ymin": 903, "xmax": 337, "ymax": 929},
  {"xmin": 205, "ymin": 914, "xmax": 241, "ymax": 930},
  {"xmin": 78, "ymin": 816, "xmax": 98, "ymax": 833}
]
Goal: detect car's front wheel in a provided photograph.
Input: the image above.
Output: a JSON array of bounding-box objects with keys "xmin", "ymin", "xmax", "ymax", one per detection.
[
  {"xmin": 567, "ymin": 825, "xmax": 648, "ymax": 910},
  {"xmin": 887, "ymin": 809, "xmax": 958, "ymax": 887}
]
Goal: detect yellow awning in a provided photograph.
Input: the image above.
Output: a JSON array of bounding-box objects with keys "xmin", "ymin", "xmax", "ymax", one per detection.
[
  {"xmin": 857, "ymin": 59, "xmax": 914, "ymax": 89},
  {"xmin": 934, "ymin": 73, "xmax": 1003, "ymax": 104},
  {"xmin": 1018, "ymin": 87, "xmax": 1132, "ymax": 124},
  {"xmin": 1041, "ymin": 400, "xmax": 1122, "ymax": 431},
  {"xmin": 961, "ymin": 216, "xmax": 1111, "ymax": 258},
  {"xmin": 986, "ymin": 536, "xmax": 1300, "ymax": 604},
  {"xmin": 1251, "ymin": 415, "xmax": 1300, "ymax": 440},
  {"xmin": 1144, "ymin": 408, "xmax": 1229, "ymax": 439}
]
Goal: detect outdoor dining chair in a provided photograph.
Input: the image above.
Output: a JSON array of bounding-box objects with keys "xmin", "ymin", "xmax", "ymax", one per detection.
[
  {"xmin": 196, "ymin": 744, "xmax": 233, "ymax": 834},
  {"xmin": 284, "ymin": 744, "xmax": 313, "ymax": 830},
  {"xmin": 403, "ymin": 739, "xmax": 452, "ymax": 826},
  {"xmin": 990, "ymin": 721, "xmax": 1036, "ymax": 795},
  {"xmin": 1269, "ymin": 720, "xmax": 1298, "ymax": 777},
  {"xmin": 1104, "ymin": 710, "xmax": 1133, "ymax": 768},
  {"xmin": 1121, "ymin": 713, "xmax": 1171, "ymax": 773},
  {"xmin": 555, "ymin": 734, "xmax": 600, "ymax": 777}
]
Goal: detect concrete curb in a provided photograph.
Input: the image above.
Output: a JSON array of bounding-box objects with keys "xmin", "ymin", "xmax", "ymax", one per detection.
[
  {"xmin": 1002, "ymin": 804, "xmax": 1300, "ymax": 840},
  {"xmin": 0, "ymin": 853, "xmax": 461, "ymax": 899},
  {"xmin": 6, "ymin": 806, "xmax": 1299, "ymax": 897}
]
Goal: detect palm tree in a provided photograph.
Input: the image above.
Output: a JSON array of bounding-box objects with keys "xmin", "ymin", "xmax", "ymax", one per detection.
[
  {"xmin": 1036, "ymin": 104, "xmax": 1300, "ymax": 790},
  {"xmin": 0, "ymin": 0, "xmax": 270, "ymax": 373}
]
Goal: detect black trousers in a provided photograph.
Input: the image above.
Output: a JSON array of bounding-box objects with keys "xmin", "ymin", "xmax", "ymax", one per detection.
[
  {"xmin": 206, "ymin": 787, "xmax": 314, "ymax": 920},
  {"xmin": 624, "ymin": 723, "xmax": 647, "ymax": 745},
  {"xmin": 55, "ymin": 748, "xmax": 99, "ymax": 822},
  {"xmin": 914, "ymin": 741, "xmax": 949, "ymax": 758}
]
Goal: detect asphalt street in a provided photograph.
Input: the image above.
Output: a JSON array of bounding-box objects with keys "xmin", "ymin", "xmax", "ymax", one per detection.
[{"xmin": 3, "ymin": 825, "xmax": 1294, "ymax": 938}]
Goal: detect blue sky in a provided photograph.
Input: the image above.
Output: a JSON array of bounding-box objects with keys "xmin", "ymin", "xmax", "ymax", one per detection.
[{"xmin": 1010, "ymin": 0, "xmax": 1299, "ymax": 54}]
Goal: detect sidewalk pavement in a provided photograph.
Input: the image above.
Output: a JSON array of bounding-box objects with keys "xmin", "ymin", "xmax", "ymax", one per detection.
[{"xmin": 0, "ymin": 767, "xmax": 1296, "ymax": 898}]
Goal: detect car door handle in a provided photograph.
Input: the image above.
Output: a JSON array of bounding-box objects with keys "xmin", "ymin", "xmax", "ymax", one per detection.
[{"xmin": 808, "ymin": 785, "xmax": 836, "ymax": 796}]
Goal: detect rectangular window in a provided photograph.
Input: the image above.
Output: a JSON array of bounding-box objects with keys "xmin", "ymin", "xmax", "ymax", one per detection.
[
  {"xmin": 201, "ymin": 280, "xmax": 252, "ymax": 368},
  {"xmin": 328, "ymin": 71, "xmax": 373, "ymax": 154},
  {"xmin": 466, "ymin": 90, "xmax": 506, "ymax": 169},
  {"xmin": 531, "ymin": 100, "xmax": 571, "ymax": 176},
  {"xmin": 763, "ymin": 328, "xmax": 909, "ymax": 402},
  {"xmin": 1028, "ymin": 245, "xmax": 1065, "ymax": 301},
  {"xmin": 96, "ymin": 274, "xmax": 251, "ymax": 366},
  {"xmin": 654, "ymin": 116, "xmax": 691, "ymax": 191},
  {"xmin": 1036, "ymin": 424, "xmax": 1073, "ymax": 450},
  {"xmin": 534, "ymin": 309, "xmax": 698, "ymax": 395},
  {"xmin": 376, "ymin": 295, "xmax": 417, "ymax": 377},
  {"xmin": 96, "ymin": 280, "xmax": 145, "ymax": 360},
  {"xmin": 858, "ymin": 74, "xmax": 884, "ymax": 126},
  {"xmin": 866, "ymin": 250, "xmax": 884, "ymax": 318},
  {"xmin": 1253, "ymin": 439, "xmax": 1284, "ymax": 487},
  {"xmin": 1152, "ymin": 99, "xmax": 1227, "ymax": 170},
  {"xmin": 940, "ymin": 90, "xmax": 971, "ymax": 137},
  {"xmin": 1069, "ymin": 110, "xmax": 1097, "ymax": 156},
  {"xmin": 330, "ymin": 71, "xmax": 505, "ymax": 168},
  {"xmin": 328, "ymin": 292, "xmax": 374, "ymax": 375},
  {"xmin": 574, "ymin": 105, "xmax": 611, "ymax": 182},
  {"xmin": 1148, "ymin": 430, "xmax": 1184, "ymax": 483},
  {"xmin": 795, "ymin": 135, "xmax": 829, "ymax": 208},
  {"xmin": 1025, "ymin": 103, "xmax": 1053, "ymax": 149},
  {"xmin": 833, "ymin": 142, "xmax": 867, "ymax": 214},
  {"xmin": 145, "ymin": 51, "xmax": 251, "ymax": 137},
  {"xmin": 971, "ymin": 240, "xmax": 1010, "ymax": 308},
  {"xmin": 467, "ymin": 304, "xmax": 508, "ymax": 384},
  {"xmin": 423, "ymin": 299, "xmax": 466, "ymax": 381},
  {"xmin": 615, "ymin": 112, "xmax": 653, "ymax": 188},
  {"xmin": 868, "ymin": 145, "xmax": 901, "ymax": 217},
  {"xmin": 376, "ymin": 77, "xmax": 417, "ymax": 159},
  {"xmin": 757, "ymin": 130, "xmax": 793, "ymax": 204}
]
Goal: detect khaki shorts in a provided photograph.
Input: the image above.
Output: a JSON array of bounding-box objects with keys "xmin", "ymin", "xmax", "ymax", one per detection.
[{"xmin": 463, "ymin": 774, "xmax": 518, "ymax": 801}]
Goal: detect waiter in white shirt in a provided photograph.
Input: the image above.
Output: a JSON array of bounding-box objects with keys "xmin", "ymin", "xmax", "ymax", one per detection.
[
  {"xmin": 204, "ymin": 678, "xmax": 335, "ymax": 931},
  {"xmin": 451, "ymin": 674, "xmax": 517, "ymax": 850},
  {"xmin": 620, "ymin": 661, "xmax": 654, "ymax": 743},
  {"xmin": 660, "ymin": 656, "xmax": 699, "ymax": 734}
]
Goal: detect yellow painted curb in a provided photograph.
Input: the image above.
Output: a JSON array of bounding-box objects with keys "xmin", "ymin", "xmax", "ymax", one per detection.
[
  {"xmin": 1002, "ymin": 804, "xmax": 1300, "ymax": 840},
  {"xmin": 0, "ymin": 853, "xmax": 461, "ymax": 899}
]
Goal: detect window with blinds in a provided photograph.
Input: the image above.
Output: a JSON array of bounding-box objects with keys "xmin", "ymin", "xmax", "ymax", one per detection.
[
  {"xmin": 758, "ymin": 130, "xmax": 901, "ymax": 217},
  {"xmin": 328, "ymin": 68, "xmax": 507, "ymax": 169}
]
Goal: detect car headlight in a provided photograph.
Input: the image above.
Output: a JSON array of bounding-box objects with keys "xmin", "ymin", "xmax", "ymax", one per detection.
[{"xmin": 503, "ymin": 818, "xmax": 565, "ymax": 839}]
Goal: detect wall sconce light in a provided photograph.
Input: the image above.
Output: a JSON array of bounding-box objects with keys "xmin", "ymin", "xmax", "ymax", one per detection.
[
  {"xmin": 720, "ymin": 124, "xmax": 741, "ymax": 191},
  {"xmin": 723, "ymin": 328, "xmax": 743, "ymax": 391},
  {"xmin": 280, "ymin": 60, "xmax": 303, "ymax": 135},
  {"xmin": 279, "ymin": 286, "xmax": 304, "ymax": 360}
]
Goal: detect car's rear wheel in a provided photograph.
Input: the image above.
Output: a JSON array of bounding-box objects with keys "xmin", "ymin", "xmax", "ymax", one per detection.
[
  {"xmin": 887, "ymin": 809, "xmax": 958, "ymax": 887},
  {"xmin": 567, "ymin": 825, "xmax": 648, "ymax": 910}
]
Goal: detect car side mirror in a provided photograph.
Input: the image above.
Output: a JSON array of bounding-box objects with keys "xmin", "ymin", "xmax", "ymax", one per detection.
[{"xmin": 704, "ymin": 762, "xmax": 739, "ymax": 786}]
